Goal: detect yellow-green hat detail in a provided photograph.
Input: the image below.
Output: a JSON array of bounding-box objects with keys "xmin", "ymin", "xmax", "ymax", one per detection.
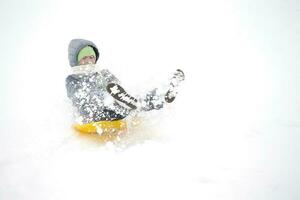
[{"xmin": 77, "ymin": 46, "xmax": 96, "ymax": 62}]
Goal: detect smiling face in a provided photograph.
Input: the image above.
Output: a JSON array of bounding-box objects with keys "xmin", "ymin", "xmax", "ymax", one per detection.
[
  {"xmin": 78, "ymin": 55, "xmax": 96, "ymax": 65},
  {"xmin": 77, "ymin": 46, "xmax": 97, "ymax": 65}
]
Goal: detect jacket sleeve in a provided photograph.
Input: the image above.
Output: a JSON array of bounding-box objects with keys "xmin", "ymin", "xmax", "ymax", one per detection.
[
  {"xmin": 100, "ymin": 69, "xmax": 121, "ymax": 85},
  {"xmin": 65, "ymin": 74, "xmax": 81, "ymax": 104}
]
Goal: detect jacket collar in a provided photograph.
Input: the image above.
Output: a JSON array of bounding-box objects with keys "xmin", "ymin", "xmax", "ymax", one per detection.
[{"xmin": 72, "ymin": 64, "xmax": 98, "ymax": 74}]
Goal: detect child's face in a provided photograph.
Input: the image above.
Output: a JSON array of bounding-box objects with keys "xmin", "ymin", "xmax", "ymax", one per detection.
[{"xmin": 78, "ymin": 55, "xmax": 96, "ymax": 65}]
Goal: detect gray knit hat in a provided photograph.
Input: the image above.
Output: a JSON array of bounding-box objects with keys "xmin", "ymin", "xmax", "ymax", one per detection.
[{"xmin": 68, "ymin": 39, "xmax": 100, "ymax": 67}]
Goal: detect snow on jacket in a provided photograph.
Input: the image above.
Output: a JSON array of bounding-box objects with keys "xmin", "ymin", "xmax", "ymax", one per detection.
[{"xmin": 66, "ymin": 64, "xmax": 130, "ymax": 124}]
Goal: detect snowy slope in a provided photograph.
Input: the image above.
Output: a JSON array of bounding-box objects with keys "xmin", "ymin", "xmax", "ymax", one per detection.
[{"xmin": 1, "ymin": 0, "xmax": 300, "ymax": 199}]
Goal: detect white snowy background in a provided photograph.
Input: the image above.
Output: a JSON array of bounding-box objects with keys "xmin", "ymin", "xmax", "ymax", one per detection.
[{"xmin": 0, "ymin": 0, "xmax": 299, "ymax": 199}]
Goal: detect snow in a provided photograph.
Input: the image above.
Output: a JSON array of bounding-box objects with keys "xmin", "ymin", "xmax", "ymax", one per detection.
[
  {"xmin": 1, "ymin": 0, "xmax": 300, "ymax": 199},
  {"xmin": 110, "ymin": 85, "xmax": 120, "ymax": 95}
]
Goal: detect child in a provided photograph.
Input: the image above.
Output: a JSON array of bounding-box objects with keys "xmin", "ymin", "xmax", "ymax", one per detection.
[{"xmin": 66, "ymin": 39, "xmax": 184, "ymax": 134}]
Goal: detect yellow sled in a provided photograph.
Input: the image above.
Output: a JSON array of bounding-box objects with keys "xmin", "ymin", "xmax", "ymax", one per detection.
[{"xmin": 73, "ymin": 120, "xmax": 127, "ymax": 142}]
